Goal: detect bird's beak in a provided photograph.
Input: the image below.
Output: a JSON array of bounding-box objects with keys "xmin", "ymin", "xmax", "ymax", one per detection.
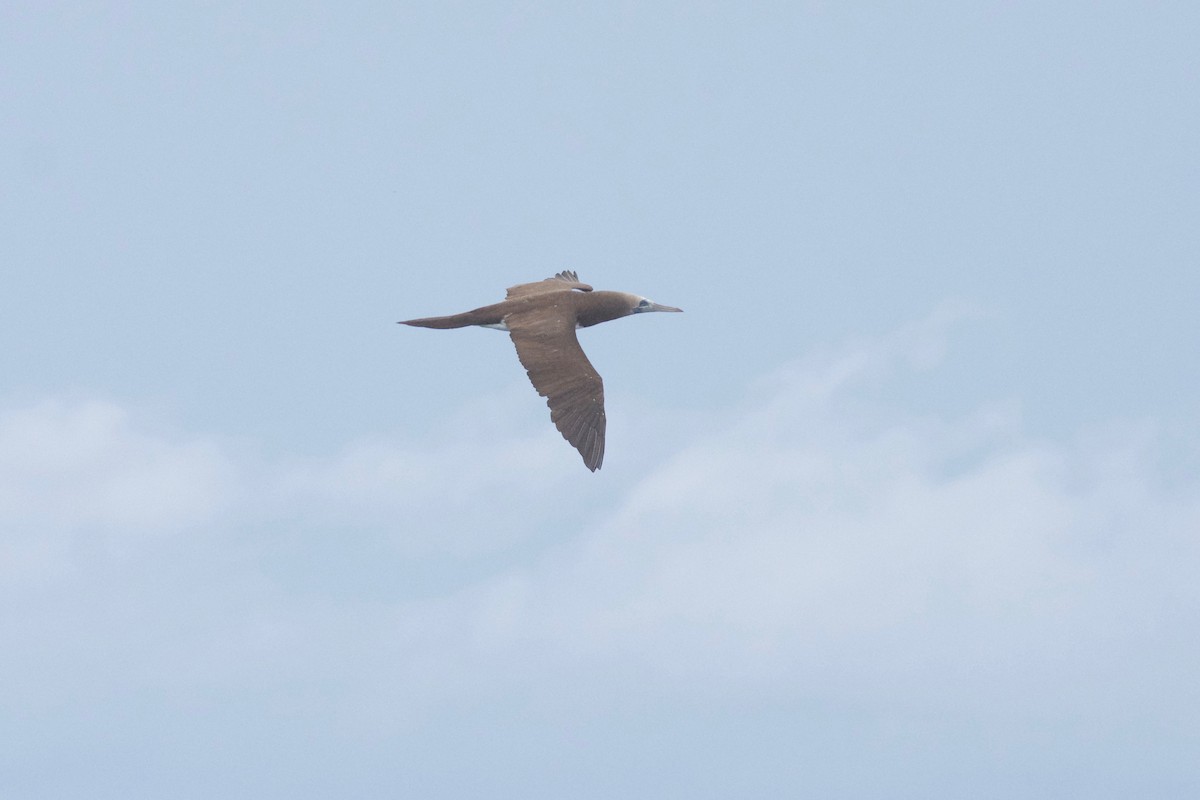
[{"xmin": 646, "ymin": 302, "xmax": 683, "ymax": 313}]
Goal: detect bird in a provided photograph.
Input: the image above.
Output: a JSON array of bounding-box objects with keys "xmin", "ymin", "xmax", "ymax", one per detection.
[{"xmin": 398, "ymin": 271, "xmax": 682, "ymax": 471}]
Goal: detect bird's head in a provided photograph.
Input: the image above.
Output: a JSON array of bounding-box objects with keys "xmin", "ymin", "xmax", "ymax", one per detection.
[{"xmin": 630, "ymin": 296, "xmax": 683, "ymax": 314}]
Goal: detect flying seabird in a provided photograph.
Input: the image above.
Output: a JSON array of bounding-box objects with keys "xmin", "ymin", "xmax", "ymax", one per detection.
[{"xmin": 399, "ymin": 271, "xmax": 682, "ymax": 471}]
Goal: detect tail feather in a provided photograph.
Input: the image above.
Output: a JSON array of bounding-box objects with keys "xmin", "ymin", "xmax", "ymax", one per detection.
[
  {"xmin": 398, "ymin": 302, "xmax": 506, "ymax": 329},
  {"xmin": 397, "ymin": 313, "xmax": 475, "ymax": 329}
]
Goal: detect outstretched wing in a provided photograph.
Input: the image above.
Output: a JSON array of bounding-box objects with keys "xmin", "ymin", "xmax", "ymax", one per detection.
[
  {"xmin": 507, "ymin": 308, "xmax": 605, "ymax": 471},
  {"xmin": 506, "ymin": 270, "xmax": 593, "ymax": 299}
]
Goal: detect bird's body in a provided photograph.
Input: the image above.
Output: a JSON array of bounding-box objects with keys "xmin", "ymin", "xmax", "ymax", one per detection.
[{"xmin": 399, "ymin": 271, "xmax": 682, "ymax": 471}]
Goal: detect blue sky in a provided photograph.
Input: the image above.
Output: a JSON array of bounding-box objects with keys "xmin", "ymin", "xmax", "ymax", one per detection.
[{"xmin": 2, "ymin": 2, "xmax": 1198, "ymax": 797}]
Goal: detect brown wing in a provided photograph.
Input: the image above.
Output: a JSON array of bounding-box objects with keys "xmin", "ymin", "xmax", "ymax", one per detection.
[
  {"xmin": 506, "ymin": 270, "xmax": 593, "ymax": 299},
  {"xmin": 507, "ymin": 308, "xmax": 606, "ymax": 471}
]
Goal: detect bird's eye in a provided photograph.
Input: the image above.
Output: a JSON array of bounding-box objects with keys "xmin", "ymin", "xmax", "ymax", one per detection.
[{"xmin": 638, "ymin": 299, "xmax": 650, "ymax": 308}]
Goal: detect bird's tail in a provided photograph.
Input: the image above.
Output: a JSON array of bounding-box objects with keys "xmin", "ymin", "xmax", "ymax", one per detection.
[
  {"xmin": 398, "ymin": 302, "xmax": 507, "ymax": 329},
  {"xmin": 397, "ymin": 313, "xmax": 476, "ymax": 329},
  {"xmin": 396, "ymin": 299, "xmax": 504, "ymax": 328}
]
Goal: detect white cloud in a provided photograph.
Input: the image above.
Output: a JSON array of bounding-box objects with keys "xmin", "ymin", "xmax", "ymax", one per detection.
[
  {"xmin": 0, "ymin": 399, "xmax": 235, "ymax": 587},
  {"xmin": 1, "ymin": 314, "xmax": 1197, "ymax": 794},
  {"xmin": 0, "ymin": 399, "xmax": 232, "ymax": 533}
]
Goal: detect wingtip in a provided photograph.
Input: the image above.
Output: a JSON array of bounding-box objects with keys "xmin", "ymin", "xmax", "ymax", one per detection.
[{"xmin": 585, "ymin": 447, "xmax": 604, "ymax": 472}]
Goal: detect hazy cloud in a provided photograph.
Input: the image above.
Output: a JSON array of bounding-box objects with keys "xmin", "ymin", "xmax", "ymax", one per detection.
[
  {"xmin": 0, "ymin": 399, "xmax": 234, "ymax": 588},
  {"xmin": 2, "ymin": 315, "xmax": 1196, "ymax": 796},
  {"xmin": 0, "ymin": 399, "xmax": 232, "ymax": 531}
]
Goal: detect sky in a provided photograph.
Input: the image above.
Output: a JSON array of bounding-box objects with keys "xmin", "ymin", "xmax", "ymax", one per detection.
[{"xmin": 1, "ymin": 1, "xmax": 1198, "ymax": 797}]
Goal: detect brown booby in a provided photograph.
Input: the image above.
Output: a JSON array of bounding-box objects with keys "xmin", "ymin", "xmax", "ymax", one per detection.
[{"xmin": 399, "ymin": 271, "xmax": 682, "ymax": 471}]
